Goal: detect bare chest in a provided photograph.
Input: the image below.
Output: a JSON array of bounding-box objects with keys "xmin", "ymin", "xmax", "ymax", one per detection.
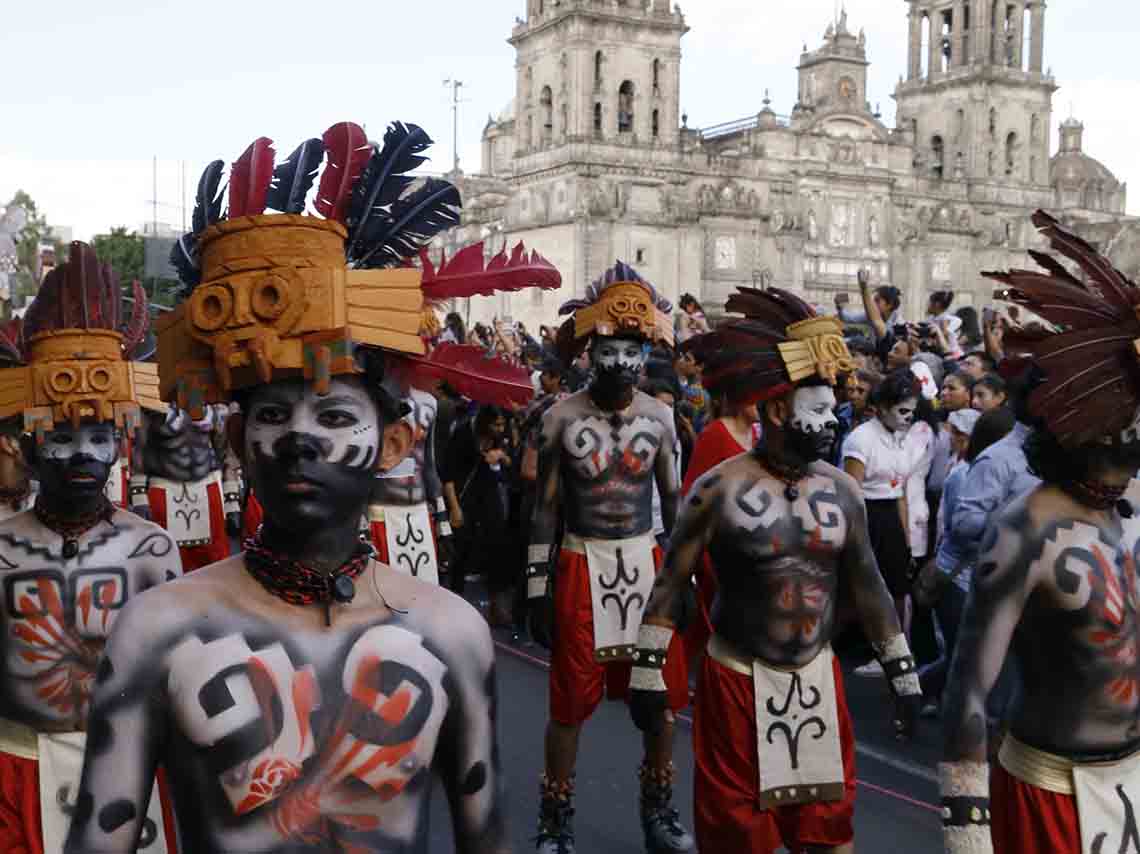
[
  {"xmin": 163, "ymin": 616, "xmax": 451, "ymax": 845},
  {"xmin": 716, "ymin": 475, "xmax": 849, "ymax": 559},
  {"xmin": 562, "ymin": 413, "xmax": 665, "ymax": 482}
]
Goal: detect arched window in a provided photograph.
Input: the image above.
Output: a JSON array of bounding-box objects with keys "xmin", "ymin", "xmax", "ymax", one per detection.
[
  {"xmin": 652, "ymin": 109, "xmax": 660, "ymax": 138},
  {"xmin": 920, "ymin": 13, "xmax": 931, "ymax": 79},
  {"xmin": 652, "ymin": 59, "xmax": 661, "ymax": 94},
  {"xmin": 931, "ymin": 135, "xmax": 945, "ymax": 180},
  {"xmin": 540, "ymin": 86, "xmax": 553, "ymax": 145},
  {"xmin": 618, "ymin": 80, "xmax": 635, "ymax": 134},
  {"xmin": 594, "ymin": 51, "xmax": 603, "ymax": 88},
  {"xmin": 1005, "ymin": 131, "xmax": 1017, "ymax": 176},
  {"xmin": 594, "ymin": 102, "xmax": 603, "ymax": 137},
  {"xmin": 955, "ymin": 108, "xmax": 965, "ymax": 141}
]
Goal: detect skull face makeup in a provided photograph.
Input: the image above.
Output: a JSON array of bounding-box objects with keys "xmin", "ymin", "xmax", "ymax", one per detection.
[
  {"xmin": 33, "ymin": 423, "xmax": 119, "ymax": 506},
  {"xmin": 880, "ymin": 398, "xmax": 918, "ymax": 433},
  {"xmin": 245, "ymin": 376, "xmax": 384, "ymax": 534},
  {"xmin": 591, "ymin": 335, "xmax": 647, "ymax": 387},
  {"xmin": 784, "ymin": 385, "xmax": 839, "ymax": 462}
]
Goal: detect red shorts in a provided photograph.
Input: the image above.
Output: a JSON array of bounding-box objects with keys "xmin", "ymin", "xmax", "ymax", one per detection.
[
  {"xmin": 0, "ymin": 750, "xmax": 42, "ymax": 854},
  {"xmin": 242, "ymin": 492, "xmax": 264, "ymax": 541},
  {"xmin": 693, "ymin": 652, "xmax": 856, "ymax": 853},
  {"xmin": 148, "ymin": 479, "xmax": 229, "ymax": 571},
  {"xmin": 550, "ymin": 545, "xmax": 688, "ymax": 726},
  {"xmin": 991, "ymin": 763, "xmax": 1080, "ymax": 854}
]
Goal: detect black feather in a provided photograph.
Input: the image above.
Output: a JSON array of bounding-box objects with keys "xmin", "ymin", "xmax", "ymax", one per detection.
[
  {"xmin": 355, "ymin": 179, "xmax": 461, "ymax": 268},
  {"xmin": 170, "ymin": 233, "xmax": 200, "ymax": 288},
  {"xmin": 193, "ymin": 160, "xmax": 226, "ymax": 233},
  {"xmin": 346, "ymin": 122, "xmax": 433, "ymax": 260},
  {"xmin": 265, "ymin": 138, "xmax": 324, "ymax": 214}
]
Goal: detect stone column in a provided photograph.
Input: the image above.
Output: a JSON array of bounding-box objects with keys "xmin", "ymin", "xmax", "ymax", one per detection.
[
  {"xmin": 950, "ymin": 2, "xmax": 962, "ymax": 68},
  {"xmin": 1029, "ymin": 1, "xmax": 1045, "ymax": 72},
  {"xmin": 908, "ymin": 5, "xmax": 924, "ymax": 80},
  {"xmin": 977, "ymin": 0, "xmax": 992, "ymax": 65},
  {"xmin": 928, "ymin": 8, "xmax": 942, "ymax": 77},
  {"xmin": 1010, "ymin": 0, "xmax": 1024, "ymax": 69}
]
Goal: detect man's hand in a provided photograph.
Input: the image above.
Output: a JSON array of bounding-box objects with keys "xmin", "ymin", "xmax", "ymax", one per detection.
[
  {"xmin": 527, "ymin": 593, "xmax": 554, "ymax": 650},
  {"xmin": 450, "ymin": 506, "xmax": 465, "ymax": 530},
  {"xmin": 893, "ymin": 693, "xmax": 921, "ymax": 742},
  {"xmin": 629, "ymin": 687, "xmax": 668, "ymax": 735},
  {"xmin": 226, "ymin": 511, "xmax": 242, "ymax": 538}
]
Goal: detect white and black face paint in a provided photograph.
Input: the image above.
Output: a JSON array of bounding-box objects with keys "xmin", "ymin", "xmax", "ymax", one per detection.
[
  {"xmin": 35, "ymin": 423, "xmax": 119, "ymax": 504},
  {"xmin": 245, "ymin": 377, "xmax": 380, "ymax": 471},
  {"xmin": 1121, "ymin": 406, "xmax": 1140, "ymax": 445},
  {"xmin": 245, "ymin": 377, "xmax": 384, "ymax": 533},
  {"xmin": 591, "ymin": 335, "xmax": 647, "ymax": 385},
  {"xmin": 785, "ymin": 385, "xmax": 839, "ymax": 461},
  {"xmin": 881, "ymin": 398, "xmax": 918, "ymax": 433}
]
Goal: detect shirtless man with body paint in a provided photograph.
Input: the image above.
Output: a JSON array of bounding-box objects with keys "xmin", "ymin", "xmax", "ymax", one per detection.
[{"xmin": 629, "ymin": 289, "xmax": 921, "ymax": 854}]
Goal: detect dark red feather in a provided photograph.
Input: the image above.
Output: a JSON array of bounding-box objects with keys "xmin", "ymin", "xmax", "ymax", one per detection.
[
  {"xmin": 315, "ymin": 122, "xmax": 370, "ymax": 223},
  {"xmin": 401, "ymin": 343, "xmax": 533, "ymax": 408},
  {"xmin": 121, "ymin": 280, "xmax": 150, "ymax": 354},
  {"xmin": 1031, "ymin": 210, "xmax": 1138, "ymax": 309},
  {"xmin": 420, "ymin": 241, "xmax": 561, "ymax": 302},
  {"xmin": 228, "ymin": 137, "xmax": 276, "ymax": 218}
]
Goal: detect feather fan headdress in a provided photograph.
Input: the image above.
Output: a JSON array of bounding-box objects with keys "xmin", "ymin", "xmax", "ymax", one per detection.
[
  {"xmin": 986, "ymin": 209, "xmax": 1140, "ymax": 448},
  {"xmin": 555, "ymin": 261, "xmax": 673, "ymax": 361},
  {"xmin": 686, "ymin": 287, "xmax": 855, "ymax": 405},
  {"xmin": 0, "ymin": 242, "xmax": 163, "ymax": 441},
  {"xmin": 160, "ymin": 120, "xmax": 560, "ymax": 418}
]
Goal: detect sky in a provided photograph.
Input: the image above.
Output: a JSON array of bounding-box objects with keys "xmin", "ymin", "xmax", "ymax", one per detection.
[{"xmin": 2, "ymin": 0, "xmax": 1138, "ymax": 241}]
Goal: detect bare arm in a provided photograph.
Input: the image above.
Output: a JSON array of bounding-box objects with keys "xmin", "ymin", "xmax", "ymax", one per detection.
[
  {"xmin": 940, "ymin": 504, "xmax": 1037, "ymax": 852},
  {"xmin": 843, "ymin": 457, "xmax": 865, "ymax": 483},
  {"xmin": 439, "ymin": 619, "xmax": 509, "ymax": 854},
  {"xmin": 857, "ymin": 269, "xmax": 887, "ymax": 340},
  {"xmin": 65, "ymin": 597, "xmax": 170, "ymax": 853},
  {"xmin": 654, "ymin": 407, "xmax": 682, "ymax": 537},
  {"xmin": 526, "ymin": 408, "xmax": 563, "ymax": 599}
]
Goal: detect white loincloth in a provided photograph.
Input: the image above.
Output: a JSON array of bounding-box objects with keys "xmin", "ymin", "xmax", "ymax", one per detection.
[
  {"xmin": 370, "ymin": 502, "xmax": 439, "ymax": 585},
  {"xmin": 1072, "ymin": 747, "xmax": 1140, "ymax": 853},
  {"xmin": 150, "ymin": 472, "xmax": 219, "ymax": 547},
  {"xmin": 36, "ymin": 730, "xmax": 171, "ymax": 853},
  {"xmin": 566, "ymin": 532, "xmax": 657, "ymax": 662},
  {"xmin": 750, "ymin": 645, "xmax": 845, "ymax": 809}
]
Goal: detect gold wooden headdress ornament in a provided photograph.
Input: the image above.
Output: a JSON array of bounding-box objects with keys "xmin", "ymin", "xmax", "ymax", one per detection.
[
  {"xmin": 558, "ymin": 261, "xmax": 674, "ymax": 347},
  {"xmin": 0, "ymin": 242, "xmax": 164, "ymax": 443},
  {"xmin": 777, "ymin": 315, "xmax": 856, "ymax": 384}
]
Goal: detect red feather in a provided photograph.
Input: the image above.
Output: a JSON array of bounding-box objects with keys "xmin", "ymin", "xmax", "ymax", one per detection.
[
  {"xmin": 315, "ymin": 122, "xmax": 370, "ymax": 223},
  {"xmin": 121, "ymin": 280, "xmax": 150, "ymax": 355},
  {"xmin": 401, "ymin": 344, "xmax": 533, "ymax": 408},
  {"xmin": 420, "ymin": 241, "xmax": 561, "ymax": 302},
  {"xmin": 228, "ymin": 137, "xmax": 276, "ymax": 219}
]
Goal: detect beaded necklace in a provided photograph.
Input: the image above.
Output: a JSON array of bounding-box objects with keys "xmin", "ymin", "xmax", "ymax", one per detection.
[
  {"xmin": 34, "ymin": 496, "xmax": 114, "ymax": 559},
  {"xmin": 243, "ymin": 534, "xmax": 373, "ymax": 626}
]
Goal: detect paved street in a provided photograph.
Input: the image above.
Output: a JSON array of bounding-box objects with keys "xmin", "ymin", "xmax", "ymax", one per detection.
[{"xmin": 427, "ymin": 625, "xmax": 943, "ymax": 852}]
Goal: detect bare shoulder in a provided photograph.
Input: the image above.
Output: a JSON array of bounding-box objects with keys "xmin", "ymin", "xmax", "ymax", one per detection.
[
  {"xmin": 109, "ymin": 510, "xmax": 178, "ymax": 556},
  {"xmin": 0, "ymin": 508, "xmax": 43, "ymax": 543},
  {"xmin": 810, "ymin": 459, "xmax": 861, "ymax": 497},
  {"xmin": 377, "ymin": 566, "xmax": 494, "ymax": 667},
  {"xmin": 633, "ymin": 389, "xmax": 673, "ymax": 424},
  {"xmin": 548, "ymin": 389, "xmax": 588, "ymax": 420}
]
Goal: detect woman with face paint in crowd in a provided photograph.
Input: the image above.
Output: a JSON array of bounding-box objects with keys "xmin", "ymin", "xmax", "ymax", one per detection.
[{"xmin": 843, "ymin": 369, "xmax": 926, "ymax": 649}]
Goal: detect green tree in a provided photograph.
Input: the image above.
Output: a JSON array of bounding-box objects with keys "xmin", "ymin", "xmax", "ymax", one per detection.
[
  {"xmin": 91, "ymin": 227, "xmax": 145, "ymax": 283},
  {"xmin": 5, "ymin": 191, "xmax": 65, "ymax": 310}
]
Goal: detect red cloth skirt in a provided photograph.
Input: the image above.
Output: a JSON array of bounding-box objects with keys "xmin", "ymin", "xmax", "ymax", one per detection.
[
  {"xmin": 242, "ymin": 492, "xmax": 264, "ymax": 542},
  {"xmin": 693, "ymin": 652, "xmax": 856, "ymax": 853},
  {"xmin": 550, "ymin": 545, "xmax": 688, "ymax": 726},
  {"xmin": 991, "ymin": 763, "xmax": 1080, "ymax": 854},
  {"xmin": 148, "ymin": 479, "xmax": 229, "ymax": 571},
  {"xmin": 0, "ymin": 750, "xmax": 42, "ymax": 854}
]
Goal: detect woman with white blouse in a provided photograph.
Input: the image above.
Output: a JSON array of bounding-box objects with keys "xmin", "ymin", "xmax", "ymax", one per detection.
[{"xmin": 842, "ymin": 369, "xmax": 926, "ymax": 641}]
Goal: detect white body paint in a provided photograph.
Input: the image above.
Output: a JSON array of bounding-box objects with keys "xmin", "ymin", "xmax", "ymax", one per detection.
[
  {"xmin": 40, "ymin": 424, "xmax": 118, "ymax": 464},
  {"xmin": 789, "ymin": 386, "xmax": 839, "ymax": 435}
]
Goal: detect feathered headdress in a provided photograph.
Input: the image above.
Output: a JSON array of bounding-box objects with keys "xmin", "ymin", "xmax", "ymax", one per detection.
[
  {"xmin": 0, "ymin": 242, "xmax": 163, "ymax": 441},
  {"xmin": 986, "ymin": 210, "xmax": 1140, "ymax": 448},
  {"xmin": 686, "ymin": 287, "xmax": 855, "ymax": 405},
  {"xmin": 159, "ymin": 120, "xmax": 561, "ymax": 418},
  {"xmin": 554, "ymin": 261, "xmax": 673, "ymax": 361}
]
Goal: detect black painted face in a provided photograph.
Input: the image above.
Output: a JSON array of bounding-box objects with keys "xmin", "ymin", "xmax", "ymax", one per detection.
[
  {"xmin": 244, "ymin": 377, "xmax": 382, "ymax": 534},
  {"xmin": 784, "ymin": 386, "xmax": 840, "ymax": 463},
  {"xmin": 591, "ymin": 335, "xmax": 647, "ymax": 392},
  {"xmin": 34, "ymin": 423, "xmax": 118, "ymax": 506}
]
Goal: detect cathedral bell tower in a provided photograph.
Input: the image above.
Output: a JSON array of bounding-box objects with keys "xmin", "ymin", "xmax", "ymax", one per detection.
[
  {"xmin": 508, "ymin": 0, "xmax": 688, "ymax": 155},
  {"xmin": 893, "ymin": 0, "xmax": 1056, "ymax": 187}
]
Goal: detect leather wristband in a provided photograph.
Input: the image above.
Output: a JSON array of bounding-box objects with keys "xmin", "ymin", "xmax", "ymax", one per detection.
[
  {"xmin": 874, "ymin": 633, "xmax": 922, "ymax": 697},
  {"xmin": 939, "ymin": 761, "xmax": 991, "ymax": 853},
  {"xmin": 526, "ymin": 544, "xmax": 551, "ymax": 599},
  {"xmin": 629, "ymin": 622, "xmax": 674, "ymax": 693}
]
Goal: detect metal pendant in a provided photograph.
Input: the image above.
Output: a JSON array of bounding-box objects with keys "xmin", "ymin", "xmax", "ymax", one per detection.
[
  {"xmin": 62, "ymin": 539, "xmax": 79, "ymax": 559},
  {"xmin": 333, "ymin": 574, "xmax": 356, "ymax": 603},
  {"xmin": 784, "ymin": 485, "xmax": 800, "ymax": 502}
]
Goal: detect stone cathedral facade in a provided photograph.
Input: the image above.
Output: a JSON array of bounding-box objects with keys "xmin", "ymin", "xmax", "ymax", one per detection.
[{"xmin": 445, "ymin": 0, "xmax": 1132, "ymax": 330}]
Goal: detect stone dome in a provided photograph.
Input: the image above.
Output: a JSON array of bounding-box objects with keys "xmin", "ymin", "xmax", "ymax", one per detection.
[{"xmin": 1051, "ymin": 118, "xmax": 1125, "ymax": 214}]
